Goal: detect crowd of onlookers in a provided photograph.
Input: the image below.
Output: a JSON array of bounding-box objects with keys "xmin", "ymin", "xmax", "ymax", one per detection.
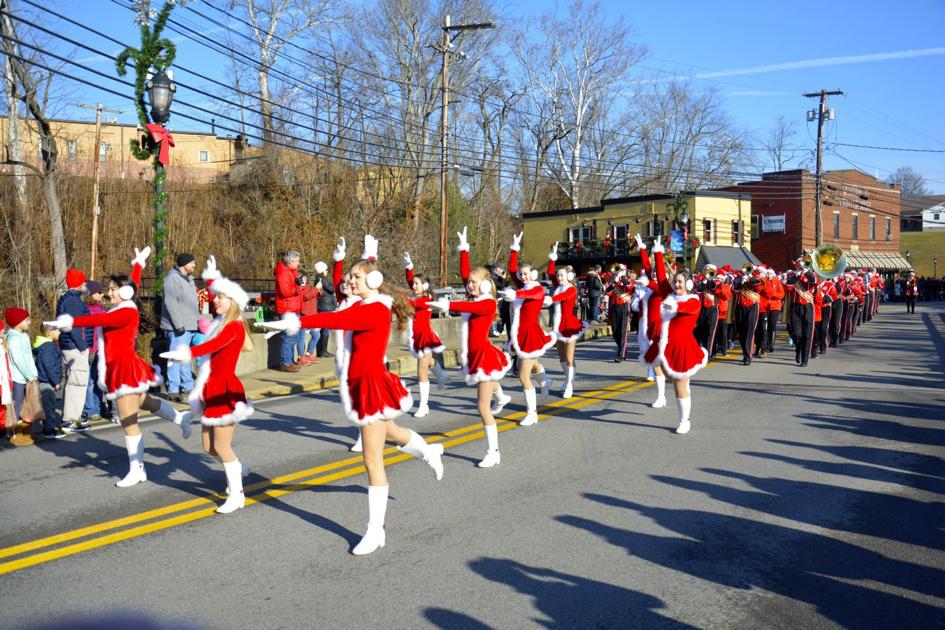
[{"xmin": 891, "ymin": 275, "xmax": 945, "ymax": 302}]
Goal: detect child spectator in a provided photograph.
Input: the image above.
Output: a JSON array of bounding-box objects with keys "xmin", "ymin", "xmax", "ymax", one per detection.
[
  {"xmin": 4, "ymin": 307, "xmax": 37, "ymax": 421},
  {"xmin": 191, "ymin": 316, "xmax": 212, "ymax": 370},
  {"xmin": 0, "ymin": 321, "xmax": 13, "ymax": 440},
  {"xmin": 297, "ymin": 265, "xmax": 322, "ymax": 366},
  {"xmin": 34, "ymin": 323, "xmax": 65, "ymax": 438}
]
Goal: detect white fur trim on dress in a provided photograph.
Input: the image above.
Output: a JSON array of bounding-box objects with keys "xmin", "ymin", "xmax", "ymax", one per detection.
[
  {"xmin": 459, "ymin": 309, "xmax": 512, "ymax": 385},
  {"xmin": 657, "ymin": 294, "xmax": 708, "ymax": 380},
  {"xmin": 335, "ymin": 325, "xmax": 412, "ymax": 425},
  {"xmin": 636, "ymin": 285, "xmax": 654, "ymax": 364},
  {"xmin": 106, "ymin": 379, "xmax": 161, "ymax": 401},
  {"xmin": 361, "ymin": 294, "xmax": 394, "ymax": 308},
  {"xmin": 187, "ymin": 356, "xmax": 255, "ymax": 426},
  {"xmin": 406, "ymin": 318, "xmax": 446, "ymax": 358},
  {"xmin": 508, "ymin": 287, "xmax": 556, "ymax": 360},
  {"xmin": 551, "ymin": 286, "xmax": 589, "ymax": 344}
]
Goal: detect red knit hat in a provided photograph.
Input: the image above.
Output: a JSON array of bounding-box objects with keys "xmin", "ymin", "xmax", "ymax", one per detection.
[
  {"xmin": 66, "ymin": 268, "xmax": 87, "ymax": 289},
  {"xmin": 4, "ymin": 306, "xmax": 29, "ymax": 328}
]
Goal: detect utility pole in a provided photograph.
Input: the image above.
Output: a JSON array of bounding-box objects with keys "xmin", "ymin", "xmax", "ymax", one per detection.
[
  {"xmin": 78, "ymin": 102, "xmax": 123, "ymax": 279},
  {"xmin": 437, "ymin": 15, "xmax": 495, "ymax": 287},
  {"xmin": 803, "ymin": 89, "xmax": 842, "ymax": 247}
]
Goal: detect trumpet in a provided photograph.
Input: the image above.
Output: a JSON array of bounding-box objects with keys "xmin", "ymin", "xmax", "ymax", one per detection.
[
  {"xmin": 705, "ymin": 270, "xmax": 717, "ymax": 280},
  {"xmin": 811, "ymin": 243, "xmax": 847, "ymax": 279}
]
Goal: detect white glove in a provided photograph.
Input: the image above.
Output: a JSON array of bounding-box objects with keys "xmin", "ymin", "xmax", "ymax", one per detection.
[
  {"xmin": 661, "ymin": 299, "xmax": 678, "ymax": 313},
  {"xmin": 362, "ymin": 234, "xmax": 379, "ymax": 260},
  {"xmin": 159, "ymin": 346, "xmax": 193, "ymax": 364},
  {"xmin": 402, "ymin": 252, "xmax": 413, "ymax": 270},
  {"xmin": 634, "ymin": 233, "xmax": 645, "ymax": 251},
  {"xmin": 333, "ymin": 236, "xmax": 346, "ymax": 262},
  {"xmin": 201, "ymin": 255, "xmax": 221, "ymax": 281},
  {"xmin": 651, "ymin": 241, "xmax": 665, "ymax": 255},
  {"xmin": 542, "ymin": 295, "xmax": 553, "ymax": 307},
  {"xmin": 456, "ymin": 226, "xmax": 469, "ymax": 252},
  {"xmin": 510, "ymin": 231, "xmax": 524, "ymax": 252},
  {"xmin": 499, "ymin": 287, "xmax": 517, "ymax": 302},
  {"xmin": 548, "ymin": 241, "xmax": 558, "ymax": 262},
  {"xmin": 255, "ymin": 312, "xmax": 301, "ymax": 340},
  {"xmin": 43, "ymin": 314, "xmax": 74, "ymax": 332},
  {"xmin": 429, "ymin": 298, "xmax": 450, "ymax": 313},
  {"xmin": 131, "ymin": 245, "xmax": 151, "ymax": 269}
]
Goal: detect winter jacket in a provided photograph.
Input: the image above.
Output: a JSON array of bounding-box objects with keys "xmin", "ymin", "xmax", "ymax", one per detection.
[
  {"xmin": 5, "ymin": 329, "xmax": 37, "ymax": 384},
  {"xmin": 87, "ymin": 303, "xmax": 105, "ymax": 353},
  {"xmin": 586, "ymin": 273, "xmax": 604, "ymax": 296},
  {"xmin": 33, "ymin": 335, "xmax": 63, "ymax": 385},
  {"xmin": 160, "ymin": 267, "xmax": 200, "ymax": 332},
  {"xmin": 274, "ymin": 261, "xmax": 301, "ymax": 314},
  {"xmin": 55, "ymin": 289, "xmax": 92, "ymax": 351},
  {"xmin": 314, "ymin": 274, "xmax": 337, "ymax": 312},
  {"xmin": 300, "ymin": 284, "xmax": 319, "ymax": 316}
]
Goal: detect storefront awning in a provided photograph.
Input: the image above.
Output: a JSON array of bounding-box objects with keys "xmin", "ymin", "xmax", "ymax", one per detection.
[
  {"xmin": 804, "ymin": 249, "xmax": 912, "ymax": 272},
  {"xmin": 695, "ymin": 246, "xmax": 762, "ymax": 270}
]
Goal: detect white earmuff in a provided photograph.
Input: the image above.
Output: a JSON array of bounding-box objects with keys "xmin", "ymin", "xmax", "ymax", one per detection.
[
  {"xmin": 530, "ymin": 269, "xmax": 539, "ymax": 282},
  {"xmin": 366, "ymin": 270, "xmax": 384, "ymax": 290},
  {"xmin": 566, "ymin": 271, "xmax": 575, "ymax": 282},
  {"xmin": 118, "ymin": 285, "xmax": 135, "ymax": 301},
  {"xmin": 685, "ymin": 279, "xmax": 694, "ymax": 292},
  {"xmin": 479, "ymin": 279, "xmax": 492, "ymax": 293},
  {"xmin": 422, "ymin": 281, "xmax": 430, "ymax": 292}
]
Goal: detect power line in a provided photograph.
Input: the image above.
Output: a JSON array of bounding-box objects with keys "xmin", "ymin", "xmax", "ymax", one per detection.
[{"xmin": 833, "ymin": 141, "xmax": 945, "ymax": 154}]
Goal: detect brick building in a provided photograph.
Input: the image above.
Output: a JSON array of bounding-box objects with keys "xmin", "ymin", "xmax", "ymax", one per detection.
[{"xmin": 724, "ymin": 169, "xmax": 911, "ymax": 272}]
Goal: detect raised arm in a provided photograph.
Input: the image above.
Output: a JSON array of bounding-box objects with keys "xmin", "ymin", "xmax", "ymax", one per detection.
[
  {"xmin": 508, "ymin": 231, "xmax": 522, "ymax": 276},
  {"xmin": 332, "ymin": 237, "xmax": 346, "ymax": 301},
  {"xmin": 635, "ymin": 234, "xmax": 651, "ymax": 276},
  {"xmin": 403, "ymin": 251, "xmax": 415, "ymax": 286},
  {"xmin": 547, "ymin": 241, "xmax": 558, "ymax": 286},
  {"xmin": 456, "ymin": 226, "xmax": 471, "ymax": 285},
  {"xmin": 652, "ymin": 241, "xmax": 670, "ymax": 295}
]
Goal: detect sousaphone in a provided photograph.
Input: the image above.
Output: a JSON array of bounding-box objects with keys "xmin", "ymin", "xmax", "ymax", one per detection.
[{"xmin": 810, "ymin": 243, "xmax": 847, "ymax": 279}]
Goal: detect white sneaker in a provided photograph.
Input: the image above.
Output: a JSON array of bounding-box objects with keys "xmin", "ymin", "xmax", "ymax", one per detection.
[
  {"xmin": 350, "ymin": 435, "xmax": 363, "ymax": 452},
  {"xmin": 115, "ymin": 467, "xmax": 147, "ymax": 488},
  {"xmin": 562, "ymin": 383, "xmax": 574, "ymax": 399},
  {"xmin": 352, "ymin": 526, "xmax": 386, "ymax": 555},
  {"xmin": 216, "ymin": 492, "xmax": 245, "ymax": 514},
  {"xmin": 478, "ymin": 449, "xmax": 501, "ymax": 468},
  {"xmin": 540, "ymin": 377, "xmax": 553, "ymax": 399},
  {"xmin": 675, "ymin": 420, "xmax": 691, "ymax": 434},
  {"xmin": 520, "ymin": 412, "xmax": 539, "ymax": 426},
  {"xmin": 413, "ymin": 405, "xmax": 430, "ymax": 418},
  {"xmin": 491, "ymin": 394, "xmax": 512, "ymax": 415},
  {"xmin": 651, "ymin": 397, "xmax": 667, "ymax": 409}
]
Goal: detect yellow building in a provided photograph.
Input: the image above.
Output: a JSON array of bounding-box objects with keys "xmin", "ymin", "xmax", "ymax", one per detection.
[
  {"xmin": 0, "ymin": 117, "xmax": 244, "ymax": 183},
  {"xmin": 521, "ymin": 191, "xmax": 759, "ymax": 273}
]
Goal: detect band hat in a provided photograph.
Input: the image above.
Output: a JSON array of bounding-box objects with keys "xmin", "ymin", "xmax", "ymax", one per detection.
[{"xmin": 66, "ymin": 268, "xmax": 87, "ymax": 289}]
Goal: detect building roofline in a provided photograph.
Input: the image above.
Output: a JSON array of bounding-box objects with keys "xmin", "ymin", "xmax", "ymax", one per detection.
[
  {"xmin": 5, "ymin": 115, "xmax": 236, "ymax": 140},
  {"xmin": 522, "ymin": 190, "xmax": 752, "ymax": 218}
]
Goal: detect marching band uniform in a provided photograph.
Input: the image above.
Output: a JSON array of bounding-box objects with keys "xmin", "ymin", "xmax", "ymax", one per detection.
[
  {"xmin": 734, "ymin": 269, "xmax": 763, "ymax": 365},
  {"xmin": 605, "ymin": 268, "xmax": 634, "ymax": 361},
  {"xmin": 818, "ymin": 279, "xmax": 838, "ymax": 355},
  {"xmin": 693, "ymin": 266, "xmax": 720, "ymax": 355},
  {"xmin": 790, "ymin": 270, "xmax": 817, "ymax": 367},
  {"xmin": 763, "ymin": 271, "xmax": 785, "ymax": 354},
  {"xmin": 810, "ymin": 282, "xmax": 824, "ymax": 359},
  {"xmin": 827, "ymin": 278, "xmax": 842, "ymax": 347},
  {"xmin": 712, "ymin": 275, "xmax": 733, "ymax": 357},
  {"xmin": 752, "ymin": 271, "xmax": 770, "ymax": 358},
  {"xmin": 904, "ymin": 273, "xmax": 918, "ymax": 314}
]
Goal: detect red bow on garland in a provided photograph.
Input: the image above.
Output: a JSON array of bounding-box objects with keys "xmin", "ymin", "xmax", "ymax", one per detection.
[{"xmin": 146, "ymin": 123, "xmax": 175, "ymax": 167}]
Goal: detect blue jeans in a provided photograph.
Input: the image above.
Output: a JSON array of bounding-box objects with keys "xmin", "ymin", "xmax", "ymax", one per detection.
[
  {"xmin": 297, "ymin": 328, "xmax": 320, "ymax": 356},
  {"xmin": 39, "ymin": 382, "xmax": 61, "ymax": 432},
  {"xmin": 82, "ymin": 352, "xmax": 107, "ymax": 418},
  {"xmin": 280, "ymin": 328, "xmax": 300, "ymax": 366},
  {"xmin": 589, "ymin": 295, "xmax": 601, "ymax": 322},
  {"xmin": 165, "ymin": 330, "xmax": 194, "ymax": 393},
  {"xmin": 12, "ymin": 382, "xmax": 25, "ymax": 421}
]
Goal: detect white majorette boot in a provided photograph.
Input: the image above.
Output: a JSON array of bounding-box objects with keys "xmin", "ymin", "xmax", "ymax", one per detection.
[
  {"xmin": 478, "ymin": 424, "xmax": 500, "ymax": 468},
  {"xmin": 491, "ymin": 385, "xmax": 512, "ymax": 415},
  {"xmin": 217, "ymin": 459, "xmax": 246, "ymax": 513},
  {"xmin": 651, "ymin": 375, "xmax": 667, "ymax": 408},
  {"xmin": 352, "ymin": 485, "xmax": 388, "ymax": 555},
  {"xmin": 538, "ymin": 368, "xmax": 553, "ymax": 399},
  {"xmin": 116, "ymin": 434, "xmax": 147, "ymax": 487},
  {"xmin": 155, "ymin": 400, "xmax": 190, "ymax": 440},
  {"xmin": 675, "ymin": 397, "xmax": 692, "ymax": 434},
  {"xmin": 399, "ymin": 430, "xmax": 444, "ymax": 480},
  {"xmin": 432, "ymin": 362, "xmax": 448, "ymax": 390},
  {"xmin": 350, "ymin": 433, "xmax": 363, "ymax": 452},
  {"xmin": 224, "ymin": 462, "xmax": 250, "ymax": 496},
  {"xmin": 562, "ymin": 366, "xmax": 575, "ymax": 399},
  {"xmin": 520, "ymin": 388, "xmax": 539, "ymax": 426},
  {"xmin": 414, "ymin": 381, "xmax": 431, "ymax": 418}
]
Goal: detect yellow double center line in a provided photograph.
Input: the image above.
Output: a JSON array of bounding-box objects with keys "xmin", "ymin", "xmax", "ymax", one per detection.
[{"xmin": 0, "ymin": 373, "xmax": 669, "ymax": 575}]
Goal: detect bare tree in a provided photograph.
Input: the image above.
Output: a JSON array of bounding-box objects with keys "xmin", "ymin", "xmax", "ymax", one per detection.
[
  {"xmin": 1, "ymin": 0, "xmax": 67, "ymax": 287},
  {"xmin": 764, "ymin": 115, "xmax": 801, "ymax": 172},
  {"xmin": 886, "ymin": 165, "xmax": 930, "ymax": 197}
]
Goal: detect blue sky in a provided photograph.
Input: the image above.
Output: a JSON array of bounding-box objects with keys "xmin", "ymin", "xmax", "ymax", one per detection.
[{"xmin": 50, "ymin": 0, "xmax": 945, "ymax": 192}]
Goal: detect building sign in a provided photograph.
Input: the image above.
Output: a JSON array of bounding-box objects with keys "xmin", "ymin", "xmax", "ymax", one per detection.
[
  {"xmin": 670, "ymin": 230, "xmax": 685, "ymax": 253},
  {"xmin": 762, "ymin": 215, "xmax": 785, "ymax": 233}
]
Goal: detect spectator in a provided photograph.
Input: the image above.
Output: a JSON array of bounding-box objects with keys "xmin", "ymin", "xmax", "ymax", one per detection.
[
  {"xmin": 34, "ymin": 322, "xmax": 64, "ymax": 438},
  {"xmin": 0, "ymin": 321, "xmax": 12, "ymax": 440},
  {"xmin": 160, "ymin": 253, "xmax": 200, "ymax": 402},
  {"xmin": 274, "ymin": 250, "xmax": 303, "ymax": 372},
  {"xmin": 491, "ymin": 263, "xmax": 512, "ymax": 339},
  {"xmin": 296, "ymin": 261, "xmax": 324, "ymax": 365},
  {"xmin": 313, "ymin": 262, "xmax": 337, "ymax": 358},
  {"xmin": 55, "ymin": 269, "xmax": 91, "ymax": 432},
  {"xmin": 586, "ymin": 264, "xmax": 604, "ymax": 323},
  {"xmin": 81, "ymin": 280, "xmax": 111, "ymax": 422},
  {"xmin": 4, "ymin": 307, "xmax": 37, "ymax": 422},
  {"xmin": 192, "ymin": 317, "xmax": 213, "ymax": 370}
]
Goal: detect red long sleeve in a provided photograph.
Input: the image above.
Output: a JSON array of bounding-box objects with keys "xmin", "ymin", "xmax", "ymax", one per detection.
[
  {"xmin": 640, "ymin": 248, "xmax": 652, "ymax": 276},
  {"xmin": 190, "ymin": 320, "xmax": 242, "ymax": 359},
  {"xmin": 460, "ymin": 250, "xmax": 471, "ymax": 285},
  {"xmin": 299, "ymin": 302, "xmax": 383, "ymax": 331},
  {"xmin": 406, "ymin": 268, "xmax": 415, "ymax": 286},
  {"xmin": 333, "ymin": 259, "xmax": 344, "ymax": 302},
  {"xmin": 551, "ymin": 286, "xmax": 576, "ymax": 303},
  {"xmin": 547, "ymin": 259, "xmax": 556, "ymax": 285},
  {"xmin": 72, "ymin": 308, "xmax": 137, "ymax": 330},
  {"xmin": 449, "ymin": 299, "xmax": 496, "ymax": 316}
]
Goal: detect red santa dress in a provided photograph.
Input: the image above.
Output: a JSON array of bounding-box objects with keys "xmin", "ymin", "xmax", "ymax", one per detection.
[
  {"xmin": 184, "ymin": 319, "xmax": 253, "ymax": 426},
  {"xmin": 545, "ymin": 260, "xmax": 587, "ymax": 343},
  {"xmin": 448, "ymin": 294, "xmax": 512, "ymax": 384},
  {"xmin": 405, "ymin": 268, "xmax": 446, "ymax": 357},
  {"xmin": 640, "ymin": 248, "xmax": 672, "ymax": 367},
  {"xmin": 508, "ymin": 283, "xmax": 556, "ymax": 359},
  {"xmin": 297, "ymin": 295, "xmax": 412, "ymax": 425},
  {"xmin": 658, "ymin": 293, "xmax": 709, "ymax": 379}
]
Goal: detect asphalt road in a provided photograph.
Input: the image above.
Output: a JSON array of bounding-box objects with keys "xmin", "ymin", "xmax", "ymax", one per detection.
[{"xmin": 1, "ymin": 302, "xmax": 944, "ymax": 629}]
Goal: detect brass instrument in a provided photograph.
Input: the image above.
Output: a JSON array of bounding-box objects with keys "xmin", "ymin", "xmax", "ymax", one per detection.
[
  {"xmin": 742, "ymin": 262, "xmax": 754, "ymax": 274},
  {"xmin": 801, "ymin": 253, "xmax": 813, "ymax": 269},
  {"xmin": 810, "ymin": 243, "xmax": 847, "ymax": 279},
  {"xmin": 705, "ymin": 270, "xmax": 717, "ymax": 280}
]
